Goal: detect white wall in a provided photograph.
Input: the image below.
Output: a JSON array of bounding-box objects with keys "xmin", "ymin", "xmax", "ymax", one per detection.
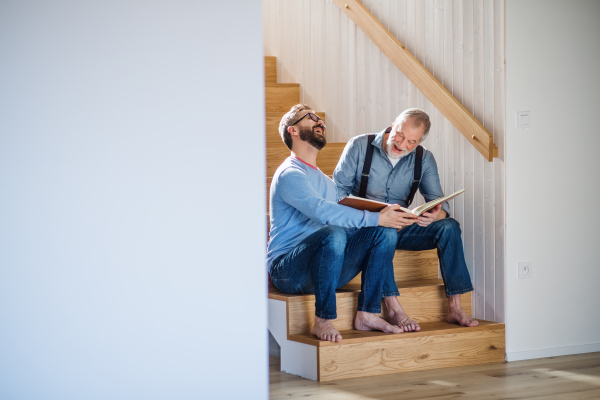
[
  {"xmin": 0, "ymin": 1, "xmax": 267, "ymax": 399},
  {"xmin": 264, "ymin": 0, "xmax": 506, "ymax": 322},
  {"xmin": 506, "ymin": 0, "xmax": 600, "ymax": 361}
]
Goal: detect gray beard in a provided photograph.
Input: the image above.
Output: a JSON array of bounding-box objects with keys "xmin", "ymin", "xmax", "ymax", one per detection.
[{"xmin": 385, "ymin": 140, "xmax": 415, "ymax": 160}]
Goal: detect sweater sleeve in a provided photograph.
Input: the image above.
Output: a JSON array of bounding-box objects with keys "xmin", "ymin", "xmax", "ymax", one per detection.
[{"xmin": 277, "ymin": 167, "xmax": 379, "ymax": 228}]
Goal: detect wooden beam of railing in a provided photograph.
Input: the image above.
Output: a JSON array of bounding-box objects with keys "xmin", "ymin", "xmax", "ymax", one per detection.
[{"xmin": 333, "ymin": 0, "xmax": 498, "ymax": 161}]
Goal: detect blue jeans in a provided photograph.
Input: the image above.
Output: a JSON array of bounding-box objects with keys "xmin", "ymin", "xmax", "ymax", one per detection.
[
  {"xmin": 383, "ymin": 217, "xmax": 474, "ymax": 298},
  {"xmin": 269, "ymin": 226, "xmax": 398, "ymax": 319}
]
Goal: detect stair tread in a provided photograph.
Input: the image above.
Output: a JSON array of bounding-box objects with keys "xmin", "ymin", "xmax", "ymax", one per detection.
[
  {"xmin": 265, "ymin": 83, "xmax": 300, "ymax": 87},
  {"xmin": 269, "ymin": 278, "xmax": 445, "ymax": 301},
  {"xmin": 289, "ymin": 320, "xmax": 504, "ymax": 347},
  {"xmin": 339, "ymin": 278, "xmax": 443, "ymax": 292}
]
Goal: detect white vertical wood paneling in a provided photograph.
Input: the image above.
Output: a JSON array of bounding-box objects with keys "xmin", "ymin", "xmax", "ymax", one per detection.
[
  {"xmin": 483, "ymin": 0, "xmax": 495, "ymax": 321},
  {"xmin": 462, "ymin": 0, "xmax": 476, "ymax": 291},
  {"xmin": 453, "ymin": 0, "xmax": 465, "ymax": 251},
  {"xmin": 472, "ymin": 0, "xmax": 485, "ymax": 320},
  {"xmin": 263, "ymin": 0, "xmax": 505, "ymax": 322}
]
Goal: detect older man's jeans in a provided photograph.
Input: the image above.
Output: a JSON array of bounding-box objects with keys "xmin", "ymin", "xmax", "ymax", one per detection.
[
  {"xmin": 382, "ymin": 217, "xmax": 474, "ymax": 298},
  {"xmin": 269, "ymin": 226, "xmax": 397, "ymax": 320}
]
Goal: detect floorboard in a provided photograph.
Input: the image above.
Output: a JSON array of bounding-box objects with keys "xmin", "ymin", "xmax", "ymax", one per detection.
[{"xmin": 269, "ymin": 352, "xmax": 600, "ymax": 399}]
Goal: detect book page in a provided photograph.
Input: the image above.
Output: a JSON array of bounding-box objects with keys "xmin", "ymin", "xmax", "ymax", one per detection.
[{"xmin": 411, "ymin": 189, "xmax": 466, "ymax": 216}]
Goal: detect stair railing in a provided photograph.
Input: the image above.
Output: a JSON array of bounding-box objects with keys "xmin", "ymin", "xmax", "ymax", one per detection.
[{"xmin": 333, "ymin": 0, "xmax": 498, "ymax": 161}]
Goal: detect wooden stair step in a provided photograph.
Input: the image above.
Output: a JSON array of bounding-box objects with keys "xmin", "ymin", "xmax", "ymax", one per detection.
[
  {"xmin": 338, "ymin": 278, "xmax": 443, "ymax": 291},
  {"xmin": 269, "ymin": 278, "xmax": 471, "ymax": 335},
  {"xmin": 266, "ymin": 250, "xmax": 439, "ymax": 285},
  {"xmin": 345, "ymin": 248, "xmax": 439, "ymax": 285},
  {"xmin": 289, "ymin": 320, "xmax": 506, "ymax": 381},
  {"xmin": 288, "ymin": 320, "xmax": 502, "ymax": 346},
  {"xmin": 265, "ymin": 83, "xmax": 300, "ymax": 112},
  {"xmin": 265, "ymin": 56, "xmax": 277, "ymax": 84}
]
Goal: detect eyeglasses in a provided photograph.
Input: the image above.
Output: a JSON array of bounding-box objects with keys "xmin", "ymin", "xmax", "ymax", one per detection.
[{"xmin": 291, "ymin": 112, "xmax": 326, "ymax": 129}]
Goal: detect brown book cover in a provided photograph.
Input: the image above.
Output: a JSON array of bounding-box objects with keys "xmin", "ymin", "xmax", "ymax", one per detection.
[
  {"xmin": 337, "ymin": 196, "xmax": 389, "ymax": 212},
  {"xmin": 338, "ymin": 189, "xmax": 466, "ymax": 216}
]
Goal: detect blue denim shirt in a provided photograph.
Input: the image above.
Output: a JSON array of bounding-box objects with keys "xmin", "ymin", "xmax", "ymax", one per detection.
[{"xmin": 333, "ymin": 128, "xmax": 450, "ymax": 216}]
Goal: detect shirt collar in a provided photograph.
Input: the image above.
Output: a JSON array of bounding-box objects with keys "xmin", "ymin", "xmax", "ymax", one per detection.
[{"xmin": 372, "ymin": 126, "xmax": 392, "ymax": 150}]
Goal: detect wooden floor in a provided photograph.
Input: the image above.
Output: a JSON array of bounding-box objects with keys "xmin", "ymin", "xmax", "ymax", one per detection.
[{"xmin": 270, "ymin": 352, "xmax": 600, "ymax": 399}]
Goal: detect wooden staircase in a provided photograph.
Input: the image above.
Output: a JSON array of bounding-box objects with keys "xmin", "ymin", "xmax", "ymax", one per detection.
[{"xmin": 265, "ymin": 56, "xmax": 505, "ymax": 381}]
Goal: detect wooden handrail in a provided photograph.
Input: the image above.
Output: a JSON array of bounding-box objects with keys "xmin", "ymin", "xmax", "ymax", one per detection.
[{"xmin": 333, "ymin": 0, "xmax": 498, "ymax": 161}]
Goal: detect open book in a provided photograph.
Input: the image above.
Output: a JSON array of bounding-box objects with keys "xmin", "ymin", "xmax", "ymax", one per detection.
[{"xmin": 338, "ymin": 189, "xmax": 466, "ymax": 216}]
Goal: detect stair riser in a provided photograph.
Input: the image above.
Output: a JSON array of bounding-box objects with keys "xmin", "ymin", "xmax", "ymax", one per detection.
[
  {"xmin": 287, "ymin": 289, "xmax": 471, "ymax": 336},
  {"xmin": 265, "ymin": 85, "xmax": 300, "ymax": 112},
  {"xmin": 345, "ymin": 249, "xmax": 439, "ymax": 286},
  {"xmin": 318, "ymin": 328, "xmax": 505, "ymax": 381},
  {"xmin": 265, "ymin": 56, "xmax": 277, "ymax": 84}
]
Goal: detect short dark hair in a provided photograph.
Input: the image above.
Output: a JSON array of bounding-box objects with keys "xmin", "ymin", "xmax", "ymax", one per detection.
[{"xmin": 278, "ymin": 104, "xmax": 312, "ymax": 150}]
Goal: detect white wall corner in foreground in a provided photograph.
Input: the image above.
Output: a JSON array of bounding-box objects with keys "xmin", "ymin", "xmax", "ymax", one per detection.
[{"xmin": 0, "ymin": 1, "xmax": 267, "ymax": 399}]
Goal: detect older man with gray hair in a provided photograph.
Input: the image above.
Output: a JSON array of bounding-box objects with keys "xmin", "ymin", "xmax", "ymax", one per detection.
[{"xmin": 333, "ymin": 108, "xmax": 478, "ymax": 332}]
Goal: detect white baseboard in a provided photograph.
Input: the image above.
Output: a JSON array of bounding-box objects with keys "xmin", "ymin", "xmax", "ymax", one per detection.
[{"xmin": 506, "ymin": 343, "xmax": 600, "ymax": 362}]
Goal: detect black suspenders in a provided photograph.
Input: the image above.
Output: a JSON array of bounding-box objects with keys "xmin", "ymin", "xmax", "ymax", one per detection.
[
  {"xmin": 358, "ymin": 134, "xmax": 376, "ymax": 198},
  {"xmin": 406, "ymin": 145, "xmax": 423, "ymax": 207},
  {"xmin": 358, "ymin": 128, "xmax": 423, "ymax": 208}
]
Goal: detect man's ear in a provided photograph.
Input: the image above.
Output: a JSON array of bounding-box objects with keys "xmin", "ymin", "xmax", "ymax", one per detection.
[{"xmin": 287, "ymin": 125, "xmax": 299, "ymax": 137}]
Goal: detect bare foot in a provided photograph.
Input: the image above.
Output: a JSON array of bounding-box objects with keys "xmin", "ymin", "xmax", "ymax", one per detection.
[
  {"xmin": 312, "ymin": 316, "xmax": 342, "ymax": 342},
  {"xmin": 354, "ymin": 311, "xmax": 402, "ymax": 334},
  {"xmin": 384, "ymin": 296, "xmax": 420, "ymax": 332},
  {"xmin": 447, "ymin": 294, "xmax": 479, "ymax": 327}
]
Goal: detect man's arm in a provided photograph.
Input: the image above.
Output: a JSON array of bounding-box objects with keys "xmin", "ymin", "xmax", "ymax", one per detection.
[
  {"xmin": 332, "ymin": 138, "xmax": 361, "ymax": 200},
  {"xmin": 277, "ymin": 167, "xmax": 379, "ymax": 228},
  {"xmin": 416, "ymin": 152, "xmax": 449, "ymax": 226},
  {"xmin": 278, "ymin": 166, "xmax": 414, "ymax": 230}
]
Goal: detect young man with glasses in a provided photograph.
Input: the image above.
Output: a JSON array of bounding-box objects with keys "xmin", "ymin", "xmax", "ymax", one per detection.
[{"xmin": 267, "ymin": 104, "xmax": 417, "ymax": 343}]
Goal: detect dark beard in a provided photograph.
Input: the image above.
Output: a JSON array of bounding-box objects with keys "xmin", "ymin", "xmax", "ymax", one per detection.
[{"xmin": 299, "ymin": 125, "xmax": 326, "ymax": 150}]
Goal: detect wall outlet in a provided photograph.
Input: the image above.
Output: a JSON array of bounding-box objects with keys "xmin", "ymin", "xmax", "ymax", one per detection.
[
  {"xmin": 517, "ymin": 111, "xmax": 531, "ymax": 129},
  {"xmin": 518, "ymin": 261, "xmax": 532, "ymax": 279}
]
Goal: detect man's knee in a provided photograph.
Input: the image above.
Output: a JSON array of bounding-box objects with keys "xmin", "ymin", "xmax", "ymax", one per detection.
[
  {"xmin": 380, "ymin": 226, "xmax": 399, "ymax": 246},
  {"xmin": 318, "ymin": 225, "xmax": 347, "ymax": 252},
  {"xmin": 438, "ymin": 218, "xmax": 462, "ymax": 236}
]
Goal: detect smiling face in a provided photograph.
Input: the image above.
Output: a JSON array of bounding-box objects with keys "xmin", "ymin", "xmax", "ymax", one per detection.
[
  {"xmin": 385, "ymin": 117, "xmax": 425, "ymax": 159},
  {"xmin": 293, "ymin": 110, "xmax": 326, "ymax": 150}
]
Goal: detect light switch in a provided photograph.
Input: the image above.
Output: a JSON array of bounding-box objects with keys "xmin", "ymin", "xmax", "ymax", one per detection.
[{"xmin": 517, "ymin": 111, "xmax": 531, "ymax": 129}]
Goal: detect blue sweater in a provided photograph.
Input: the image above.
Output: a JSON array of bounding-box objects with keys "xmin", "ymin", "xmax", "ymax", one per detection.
[{"xmin": 266, "ymin": 157, "xmax": 380, "ymax": 269}]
